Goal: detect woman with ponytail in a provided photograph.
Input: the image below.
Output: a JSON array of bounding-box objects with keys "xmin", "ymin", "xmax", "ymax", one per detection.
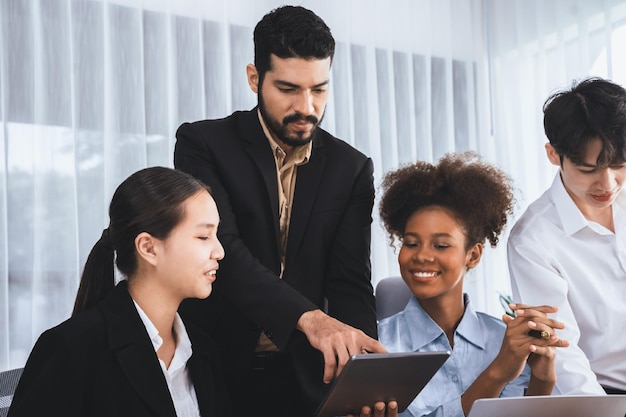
[{"xmin": 9, "ymin": 167, "xmax": 231, "ymax": 417}]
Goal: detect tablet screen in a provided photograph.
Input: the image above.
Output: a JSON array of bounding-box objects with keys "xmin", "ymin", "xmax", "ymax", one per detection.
[{"xmin": 315, "ymin": 351, "xmax": 450, "ymax": 417}]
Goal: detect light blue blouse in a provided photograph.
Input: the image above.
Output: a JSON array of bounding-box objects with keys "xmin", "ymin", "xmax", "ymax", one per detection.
[{"xmin": 378, "ymin": 294, "xmax": 530, "ymax": 417}]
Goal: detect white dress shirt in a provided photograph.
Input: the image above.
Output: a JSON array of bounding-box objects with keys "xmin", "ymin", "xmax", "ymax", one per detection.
[
  {"xmin": 507, "ymin": 173, "xmax": 626, "ymax": 394},
  {"xmin": 378, "ymin": 295, "xmax": 530, "ymax": 417},
  {"xmin": 134, "ymin": 301, "xmax": 201, "ymax": 417}
]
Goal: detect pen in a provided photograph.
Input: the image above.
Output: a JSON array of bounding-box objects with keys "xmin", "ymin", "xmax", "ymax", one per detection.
[
  {"xmin": 527, "ymin": 329, "xmax": 551, "ymax": 340},
  {"xmin": 498, "ymin": 294, "xmax": 552, "ymax": 340},
  {"xmin": 498, "ymin": 293, "xmax": 517, "ymax": 318}
]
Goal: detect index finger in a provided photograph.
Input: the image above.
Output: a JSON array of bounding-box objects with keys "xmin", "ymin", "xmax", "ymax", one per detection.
[
  {"xmin": 335, "ymin": 337, "xmax": 386, "ymax": 377},
  {"xmin": 511, "ymin": 304, "xmax": 559, "ymax": 315},
  {"xmin": 548, "ymin": 337, "xmax": 570, "ymax": 348},
  {"xmin": 361, "ymin": 339, "xmax": 388, "ymax": 354}
]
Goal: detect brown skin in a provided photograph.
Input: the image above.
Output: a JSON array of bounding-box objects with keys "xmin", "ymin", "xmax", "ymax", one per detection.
[
  {"xmin": 398, "ymin": 206, "xmax": 568, "ymax": 416},
  {"xmin": 348, "ymin": 400, "xmax": 398, "ymax": 417},
  {"xmin": 379, "ymin": 153, "xmax": 570, "ymax": 415}
]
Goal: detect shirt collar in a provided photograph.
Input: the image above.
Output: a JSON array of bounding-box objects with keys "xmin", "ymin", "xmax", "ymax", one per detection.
[
  {"xmin": 404, "ymin": 293, "xmax": 486, "ymax": 351},
  {"xmin": 456, "ymin": 295, "xmax": 487, "ymax": 349},
  {"xmin": 550, "ymin": 172, "xmax": 621, "ymax": 236},
  {"xmin": 614, "ymin": 190, "xmax": 626, "ymax": 231},
  {"xmin": 257, "ymin": 109, "xmax": 312, "ymax": 165},
  {"xmin": 133, "ymin": 300, "xmax": 162, "ymax": 350},
  {"xmin": 169, "ymin": 313, "xmax": 193, "ymax": 372},
  {"xmin": 132, "ymin": 300, "xmax": 193, "ymax": 371}
]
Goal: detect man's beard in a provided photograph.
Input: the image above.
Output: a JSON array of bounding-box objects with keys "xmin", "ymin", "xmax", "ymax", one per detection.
[{"xmin": 258, "ymin": 91, "xmax": 324, "ymax": 148}]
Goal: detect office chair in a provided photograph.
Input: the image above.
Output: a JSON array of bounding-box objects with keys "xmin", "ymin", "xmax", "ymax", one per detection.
[
  {"xmin": 0, "ymin": 367, "xmax": 23, "ymax": 417},
  {"xmin": 375, "ymin": 276, "xmax": 412, "ymax": 321}
]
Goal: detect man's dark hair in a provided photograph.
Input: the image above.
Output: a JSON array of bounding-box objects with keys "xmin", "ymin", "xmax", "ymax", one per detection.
[
  {"xmin": 253, "ymin": 5, "xmax": 335, "ymax": 81},
  {"xmin": 543, "ymin": 77, "xmax": 626, "ymax": 166}
]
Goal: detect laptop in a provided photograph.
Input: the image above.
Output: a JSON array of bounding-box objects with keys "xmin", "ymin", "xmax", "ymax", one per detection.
[
  {"xmin": 467, "ymin": 395, "xmax": 626, "ymax": 417},
  {"xmin": 315, "ymin": 351, "xmax": 450, "ymax": 417}
]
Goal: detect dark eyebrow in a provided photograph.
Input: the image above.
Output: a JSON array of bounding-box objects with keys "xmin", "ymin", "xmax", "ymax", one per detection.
[
  {"xmin": 578, "ymin": 161, "xmax": 626, "ymax": 169},
  {"xmin": 403, "ymin": 232, "xmax": 454, "ymax": 239},
  {"xmin": 576, "ymin": 163, "xmax": 599, "ymax": 169},
  {"xmin": 274, "ymin": 80, "xmax": 329, "ymax": 89},
  {"xmin": 432, "ymin": 233, "xmax": 454, "ymax": 238}
]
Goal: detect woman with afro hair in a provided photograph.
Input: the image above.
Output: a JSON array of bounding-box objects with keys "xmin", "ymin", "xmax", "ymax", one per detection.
[{"xmin": 377, "ymin": 151, "xmax": 569, "ymax": 417}]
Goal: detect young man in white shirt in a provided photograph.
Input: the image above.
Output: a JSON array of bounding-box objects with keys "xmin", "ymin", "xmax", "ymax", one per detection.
[{"xmin": 507, "ymin": 77, "xmax": 626, "ymax": 395}]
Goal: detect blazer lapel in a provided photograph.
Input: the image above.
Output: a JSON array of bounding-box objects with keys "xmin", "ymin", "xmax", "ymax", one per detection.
[
  {"xmin": 239, "ymin": 109, "xmax": 281, "ymax": 248},
  {"xmin": 288, "ymin": 137, "xmax": 326, "ymax": 257},
  {"xmin": 186, "ymin": 326, "xmax": 219, "ymax": 416},
  {"xmin": 101, "ymin": 282, "xmax": 177, "ymax": 417}
]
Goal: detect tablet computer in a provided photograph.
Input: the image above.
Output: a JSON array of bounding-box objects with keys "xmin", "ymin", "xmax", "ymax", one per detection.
[
  {"xmin": 315, "ymin": 351, "xmax": 450, "ymax": 417},
  {"xmin": 467, "ymin": 395, "xmax": 626, "ymax": 417}
]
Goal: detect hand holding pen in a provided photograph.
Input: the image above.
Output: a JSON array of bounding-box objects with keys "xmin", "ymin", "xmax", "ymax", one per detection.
[
  {"xmin": 499, "ymin": 294, "xmax": 569, "ymax": 345},
  {"xmin": 500, "ymin": 298, "xmax": 570, "ymax": 389},
  {"xmin": 490, "ymin": 296, "xmax": 569, "ymax": 388}
]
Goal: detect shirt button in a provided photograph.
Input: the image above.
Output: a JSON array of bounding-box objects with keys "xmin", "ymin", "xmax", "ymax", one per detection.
[{"xmin": 451, "ymin": 375, "xmax": 459, "ymax": 382}]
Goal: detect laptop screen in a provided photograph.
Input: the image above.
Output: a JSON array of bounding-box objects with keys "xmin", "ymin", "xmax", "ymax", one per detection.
[{"xmin": 468, "ymin": 395, "xmax": 626, "ymax": 417}]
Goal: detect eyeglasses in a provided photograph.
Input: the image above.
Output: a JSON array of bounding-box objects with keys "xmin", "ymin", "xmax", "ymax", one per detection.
[{"xmin": 498, "ymin": 293, "xmax": 517, "ymax": 318}]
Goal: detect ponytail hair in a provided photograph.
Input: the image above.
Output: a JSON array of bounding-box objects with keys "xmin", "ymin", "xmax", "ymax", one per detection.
[{"xmin": 72, "ymin": 167, "xmax": 211, "ymax": 316}]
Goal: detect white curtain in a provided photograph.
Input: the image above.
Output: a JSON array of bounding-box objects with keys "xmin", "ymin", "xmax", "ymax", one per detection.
[{"xmin": 1, "ymin": 0, "xmax": 624, "ymax": 371}]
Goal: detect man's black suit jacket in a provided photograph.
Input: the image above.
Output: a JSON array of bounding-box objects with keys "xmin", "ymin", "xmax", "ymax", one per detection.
[
  {"xmin": 8, "ymin": 281, "xmax": 230, "ymax": 417},
  {"xmin": 174, "ymin": 109, "xmax": 378, "ymax": 413}
]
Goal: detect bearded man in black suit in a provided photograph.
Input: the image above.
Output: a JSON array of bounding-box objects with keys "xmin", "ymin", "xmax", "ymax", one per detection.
[{"xmin": 174, "ymin": 6, "xmax": 387, "ymax": 417}]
